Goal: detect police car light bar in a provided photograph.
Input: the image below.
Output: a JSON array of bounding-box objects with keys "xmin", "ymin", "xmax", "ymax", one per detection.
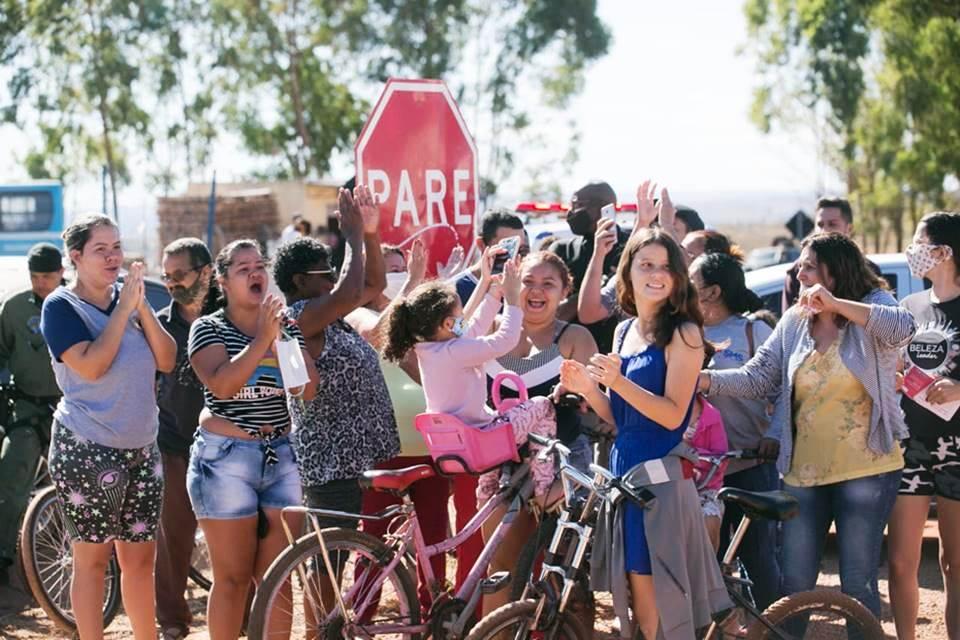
[{"xmin": 515, "ymin": 202, "xmax": 638, "ymax": 213}]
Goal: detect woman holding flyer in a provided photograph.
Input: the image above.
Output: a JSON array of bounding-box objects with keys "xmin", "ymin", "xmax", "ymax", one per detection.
[
  {"xmin": 888, "ymin": 211, "xmax": 960, "ymax": 640},
  {"xmin": 700, "ymin": 232, "xmax": 914, "ymax": 619},
  {"xmin": 187, "ymin": 239, "xmax": 317, "ymax": 640}
]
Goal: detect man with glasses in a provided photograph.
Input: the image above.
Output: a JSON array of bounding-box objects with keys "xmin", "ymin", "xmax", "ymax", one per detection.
[
  {"xmin": 155, "ymin": 238, "xmax": 215, "ymax": 640},
  {"xmin": 0, "ymin": 243, "xmax": 63, "ymax": 613}
]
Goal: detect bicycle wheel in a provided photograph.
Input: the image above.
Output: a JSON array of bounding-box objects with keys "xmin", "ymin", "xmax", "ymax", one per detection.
[
  {"xmin": 248, "ymin": 527, "xmax": 421, "ymax": 639},
  {"xmin": 188, "ymin": 527, "xmax": 212, "ymax": 591},
  {"xmin": 465, "ymin": 599, "xmax": 590, "ymax": 640},
  {"xmin": 18, "ymin": 485, "xmax": 121, "ymax": 633},
  {"xmin": 745, "ymin": 589, "xmax": 884, "ymax": 640}
]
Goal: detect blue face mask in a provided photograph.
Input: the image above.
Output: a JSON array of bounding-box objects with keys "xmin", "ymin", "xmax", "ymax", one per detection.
[{"xmin": 451, "ymin": 316, "xmax": 466, "ymax": 337}]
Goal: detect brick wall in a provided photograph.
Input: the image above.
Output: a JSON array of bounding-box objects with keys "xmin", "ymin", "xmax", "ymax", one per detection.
[{"xmin": 157, "ymin": 190, "xmax": 279, "ymax": 256}]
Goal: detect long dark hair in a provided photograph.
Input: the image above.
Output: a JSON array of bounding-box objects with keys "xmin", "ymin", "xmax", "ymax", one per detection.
[
  {"xmin": 382, "ymin": 281, "xmax": 460, "ymax": 363},
  {"xmin": 694, "ymin": 252, "xmax": 763, "ymax": 315},
  {"xmin": 801, "ymin": 233, "xmax": 886, "ymax": 305},
  {"xmin": 616, "ymin": 228, "xmax": 705, "ymax": 349}
]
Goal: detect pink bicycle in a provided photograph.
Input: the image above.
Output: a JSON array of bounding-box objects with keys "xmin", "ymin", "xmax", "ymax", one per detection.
[{"xmin": 247, "ymin": 373, "xmax": 552, "ymax": 639}]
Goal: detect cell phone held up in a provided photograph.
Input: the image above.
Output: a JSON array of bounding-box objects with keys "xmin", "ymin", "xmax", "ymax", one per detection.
[
  {"xmin": 491, "ymin": 236, "xmax": 521, "ymax": 275},
  {"xmin": 600, "ymin": 203, "xmax": 617, "ymax": 224}
]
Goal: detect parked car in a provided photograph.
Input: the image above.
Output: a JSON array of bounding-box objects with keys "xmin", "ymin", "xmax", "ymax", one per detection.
[
  {"xmin": 744, "ymin": 245, "xmax": 800, "ymax": 272},
  {"xmin": 745, "ymin": 252, "xmax": 925, "ymax": 318}
]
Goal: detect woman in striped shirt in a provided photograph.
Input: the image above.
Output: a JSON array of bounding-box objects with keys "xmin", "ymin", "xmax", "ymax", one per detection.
[{"xmin": 187, "ymin": 239, "xmax": 317, "ymax": 640}]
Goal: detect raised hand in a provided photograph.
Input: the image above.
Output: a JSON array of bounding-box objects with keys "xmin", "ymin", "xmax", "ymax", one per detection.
[
  {"xmin": 797, "ymin": 283, "xmax": 838, "ymax": 315},
  {"xmin": 337, "ymin": 187, "xmax": 363, "ymax": 240},
  {"xmin": 635, "ymin": 179, "xmax": 659, "ymax": 231},
  {"xmin": 256, "ymin": 294, "xmax": 285, "ymax": 345},
  {"xmin": 501, "ymin": 256, "xmax": 522, "ymax": 307},
  {"xmin": 353, "ymin": 184, "xmax": 380, "ymax": 235},
  {"xmin": 479, "ymin": 245, "xmax": 505, "ymax": 282},
  {"xmin": 587, "ymin": 353, "xmax": 623, "ymax": 388},
  {"xmin": 437, "ymin": 244, "xmax": 465, "ymax": 280},
  {"xmin": 406, "ymin": 238, "xmax": 427, "ymax": 286},
  {"xmin": 657, "ymin": 187, "xmax": 677, "ymax": 236},
  {"xmin": 594, "ymin": 218, "xmax": 618, "ymax": 259},
  {"xmin": 559, "ymin": 359, "xmax": 596, "ymax": 396},
  {"xmin": 118, "ymin": 262, "xmax": 144, "ymax": 316}
]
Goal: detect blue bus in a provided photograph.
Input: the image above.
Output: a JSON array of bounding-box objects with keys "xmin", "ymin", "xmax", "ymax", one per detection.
[{"xmin": 0, "ymin": 181, "xmax": 65, "ymax": 256}]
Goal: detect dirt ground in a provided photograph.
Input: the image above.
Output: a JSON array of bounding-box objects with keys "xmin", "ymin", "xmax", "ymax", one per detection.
[{"xmin": 1, "ymin": 530, "xmax": 947, "ymax": 639}]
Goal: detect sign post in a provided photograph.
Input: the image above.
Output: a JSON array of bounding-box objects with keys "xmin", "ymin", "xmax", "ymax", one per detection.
[{"xmin": 356, "ymin": 79, "xmax": 479, "ymax": 277}]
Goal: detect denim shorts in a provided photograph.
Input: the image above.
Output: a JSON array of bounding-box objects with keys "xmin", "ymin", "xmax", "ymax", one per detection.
[{"xmin": 186, "ymin": 429, "xmax": 302, "ymax": 519}]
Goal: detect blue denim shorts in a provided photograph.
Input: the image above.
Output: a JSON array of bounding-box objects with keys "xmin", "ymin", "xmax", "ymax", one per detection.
[{"xmin": 187, "ymin": 429, "xmax": 302, "ymax": 519}]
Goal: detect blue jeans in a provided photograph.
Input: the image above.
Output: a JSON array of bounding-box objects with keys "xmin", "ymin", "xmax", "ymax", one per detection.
[
  {"xmin": 779, "ymin": 469, "xmax": 901, "ymax": 617},
  {"xmin": 720, "ymin": 462, "xmax": 781, "ymax": 611},
  {"xmin": 187, "ymin": 430, "xmax": 302, "ymax": 519}
]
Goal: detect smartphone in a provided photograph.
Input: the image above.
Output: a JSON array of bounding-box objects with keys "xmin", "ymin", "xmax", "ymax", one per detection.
[
  {"xmin": 492, "ymin": 236, "xmax": 521, "ymax": 274},
  {"xmin": 600, "ymin": 203, "xmax": 617, "ymax": 223}
]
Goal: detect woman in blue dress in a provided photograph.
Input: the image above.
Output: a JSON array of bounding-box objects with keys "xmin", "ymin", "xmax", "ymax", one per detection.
[{"xmin": 561, "ymin": 227, "xmax": 706, "ymax": 640}]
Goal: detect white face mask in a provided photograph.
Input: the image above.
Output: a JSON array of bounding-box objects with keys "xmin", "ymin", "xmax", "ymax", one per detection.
[
  {"xmin": 906, "ymin": 242, "xmax": 952, "ymax": 279},
  {"xmin": 382, "ymin": 272, "xmax": 407, "ymax": 300}
]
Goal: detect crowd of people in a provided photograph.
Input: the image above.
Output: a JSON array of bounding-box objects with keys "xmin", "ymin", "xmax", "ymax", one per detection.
[{"xmin": 0, "ymin": 179, "xmax": 958, "ymax": 640}]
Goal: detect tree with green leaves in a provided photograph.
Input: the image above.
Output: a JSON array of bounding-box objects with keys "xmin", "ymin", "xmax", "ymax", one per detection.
[
  {"xmin": 205, "ymin": 0, "xmax": 609, "ymax": 191},
  {"xmin": 743, "ymin": 0, "xmax": 959, "ymax": 250}
]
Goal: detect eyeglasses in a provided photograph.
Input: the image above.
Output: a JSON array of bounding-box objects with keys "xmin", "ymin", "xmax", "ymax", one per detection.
[
  {"xmin": 161, "ymin": 265, "xmax": 206, "ymax": 284},
  {"xmin": 302, "ymin": 269, "xmax": 338, "ymax": 282}
]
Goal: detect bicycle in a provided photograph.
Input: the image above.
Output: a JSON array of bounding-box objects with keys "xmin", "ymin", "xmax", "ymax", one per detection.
[
  {"xmin": 466, "ymin": 433, "xmax": 651, "ymax": 640},
  {"xmin": 467, "ymin": 440, "xmax": 885, "ymax": 640},
  {"xmin": 18, "ymin": 471, "xmax": 214, "ymax": 633},
  {"xmin": 508, "ymin": 423, "xmax": 615, "ymax": 629},
  {"xmin": 18, "ymin": 484, "xmax": 122, "ymax": 633},
  {"xmin": 247, "ymin": 440, "xmax": 551, "ymax": 639}
]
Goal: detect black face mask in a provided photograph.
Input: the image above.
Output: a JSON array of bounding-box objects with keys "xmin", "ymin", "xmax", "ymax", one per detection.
[{"xmin": 566, "ymin": 207, "xmax": 595, "ymax": 237}]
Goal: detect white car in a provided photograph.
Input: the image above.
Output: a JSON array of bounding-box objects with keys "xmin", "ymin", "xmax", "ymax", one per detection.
[{"xmin": 745, "ymin": 252, "xmax": 926, "ymax": 318}]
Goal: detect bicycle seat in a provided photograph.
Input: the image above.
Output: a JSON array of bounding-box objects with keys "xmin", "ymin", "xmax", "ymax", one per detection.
[
  {"xmin": 360, "ymin": 465, "xmax": 435, "ymax": 492},
  {"xmin": 718, "ymin": 488, "xmax": 799, "ymax": 522}
]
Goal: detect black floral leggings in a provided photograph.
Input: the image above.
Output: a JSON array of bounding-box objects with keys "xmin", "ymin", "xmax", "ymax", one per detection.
[{"xmin": 48, "ymin": 421, "xmax": 164, "ymax": 544}]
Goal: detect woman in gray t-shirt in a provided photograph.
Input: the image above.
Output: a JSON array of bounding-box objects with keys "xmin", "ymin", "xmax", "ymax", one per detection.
[
  {"xmin": 689, "ymin": 251, "xmax": 781, "ymax": 611},
  {"xmin": 40, "ymin": 214, "xmax": 176, "ymax": 640}
]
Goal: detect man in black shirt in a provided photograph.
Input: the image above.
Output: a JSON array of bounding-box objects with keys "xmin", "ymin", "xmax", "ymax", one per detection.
[
  {"xmin": 782, "ymin": 196, "xmax": 881, "ymax": 309},
  {"xmin": 155, "ymin": 238, "xmax": 215, "ymax": 640},
  {"xmin": 549, "ymin": 181, "xmax": 629, "ymax": 353}
]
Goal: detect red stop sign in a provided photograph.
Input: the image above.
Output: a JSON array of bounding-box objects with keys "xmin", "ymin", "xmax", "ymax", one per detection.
[{"xmin": 356, "ymin": 79, "xmax": 478, "ymax": 277}]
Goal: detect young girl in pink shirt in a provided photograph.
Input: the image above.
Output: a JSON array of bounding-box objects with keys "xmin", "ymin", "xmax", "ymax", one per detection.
[
  {"xmin": 684, "ymin": 394, "xmax": 729, "ymax": 550},
  {"xmin": 382, "ymin": 253, "xmax": 557, "ymax": 502}
]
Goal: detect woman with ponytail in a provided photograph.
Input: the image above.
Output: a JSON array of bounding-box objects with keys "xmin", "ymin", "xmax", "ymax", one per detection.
[{"xmin": 689, "ymin": 251, "xmax": 780, "ymax": 610}]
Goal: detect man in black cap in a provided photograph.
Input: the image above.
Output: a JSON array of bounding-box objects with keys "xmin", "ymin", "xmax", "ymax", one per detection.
[
  {"xmin": 548, "ymin": 181, "xmax": 629, "ymax": 353},
  {"xmin": 0, "ymin": 243, "xmax": 64, "ymax": 609}
]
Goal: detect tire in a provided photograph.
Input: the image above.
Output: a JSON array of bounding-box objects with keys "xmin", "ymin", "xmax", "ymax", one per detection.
[
  {"xmin": 746, "ymin": 588, "xmax": 884, "ymax": 640},
  {"xmin": 188, "ymin": 527, "xmax": 212, "ymax": 591},
  {"xmin": 511, "ymin": 516, "xmax": 556, "ymax": 601},
  {"xmin": 465, "ymin": 599, "xmax": 591, "ymax": 640},
  {"xmin": 248, "ymin": 527, "xmax": 421, "ymax": 639},
  {"xmin": 18, "ymin": 485, "xmax": 121, "ymax": 633}
]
